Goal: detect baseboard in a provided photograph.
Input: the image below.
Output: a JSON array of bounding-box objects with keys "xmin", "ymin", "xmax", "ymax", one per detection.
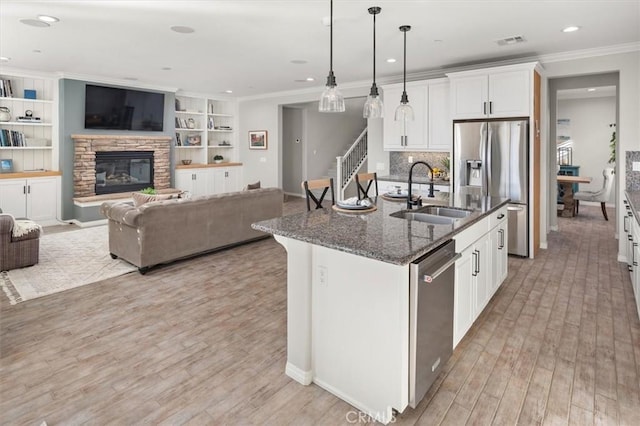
[
  {"xmin": 68, "ymin": 218, "xmax": 107, "ymax": 228},
  {"xmin": 550, "ymin": 225, "xmax": 558, "ymax": 231},
  {"xmin": 285, "ymin": 362, "xmax": 313, "ymax": 385},
  {"xmin": 618, "ymin": 254, "xmax": 628, "ymax": 263},
  {"xmin": 540, "ymin": 242, "xmax": 548, "ymax": 249}
]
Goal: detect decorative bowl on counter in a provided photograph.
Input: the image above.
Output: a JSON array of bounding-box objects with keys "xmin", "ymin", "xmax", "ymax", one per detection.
[{"xmin": 181, "ymin": 159, "xmax": 192, "ymax": 165}]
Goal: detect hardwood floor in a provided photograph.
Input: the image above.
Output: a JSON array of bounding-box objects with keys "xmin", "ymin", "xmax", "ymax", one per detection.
[{"xmin": 1, "ymin": 201, "xmax": 638, "ymax": 425}]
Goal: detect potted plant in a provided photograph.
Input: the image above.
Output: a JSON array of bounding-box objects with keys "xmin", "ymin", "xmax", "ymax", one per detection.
[
  {"xmin": 139, "ymin": 187, "xmax": 156, "ymax": 195},
  {"xmin": 213, "ymin": 155, "xmax": 224, "ymax": 164}
]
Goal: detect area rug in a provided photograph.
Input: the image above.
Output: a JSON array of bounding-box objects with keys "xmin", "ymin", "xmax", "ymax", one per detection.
[{"xmin": 1, "ymin": 226, "xmax": 137, "ymax": 305}]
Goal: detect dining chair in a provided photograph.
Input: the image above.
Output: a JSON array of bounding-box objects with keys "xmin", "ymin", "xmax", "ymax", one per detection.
[
  {"xmin": 302, "ymin": 178, "xmax": 335, "ymax": 211},
  {"xmin": 355, "ymin": 172, "xmax": 378, "ymax": 200},
  {"xmin": 573, "ymin": 167, "xmax": 614, "ymax": 220}
]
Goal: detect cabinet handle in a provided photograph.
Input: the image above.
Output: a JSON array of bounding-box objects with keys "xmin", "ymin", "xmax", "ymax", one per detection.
[
  {"xmin": 498, "ymin": 229, "xmax": 504, "ymax": 249},
  {"xmin": 483, "ymin": 102, "xmax": 487, "ymax": 115},
  {"xmin": 497, "ymin": 213, "xmax": 505, "ymax": 219},
  {"xmin": 489, "ymin": 101, "xmax": 493, "ymax": 114},
  {"xmin": 633, "ymin": 243, "xmax": 638, "ymax": 266},
  {"xmin": 23, "ymin": 185, "xmax": 26, "ymax": 195},
  {"xmin": 476, "ymin": 249, "xmax": 480, "ymax": 274},
  {"xmin": 472, "ymin": 251, "xmax": 478, "ymax": 277},
  {"xmin": 28, "ymin": 185, "xmax": 30, "ymax": 194},
  {"xmin": 624, "ymin": 215, "xmax": 629, "ymax": 233}
]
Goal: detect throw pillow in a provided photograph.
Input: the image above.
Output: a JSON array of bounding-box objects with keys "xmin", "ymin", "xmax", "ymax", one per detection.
[
  {"xmin": 245, "ymin": 181, "xmax": 261, "ymax": 190},
  {"xmin": 132, "ymin": 192, "xmax": 174, "ymax": 207}
]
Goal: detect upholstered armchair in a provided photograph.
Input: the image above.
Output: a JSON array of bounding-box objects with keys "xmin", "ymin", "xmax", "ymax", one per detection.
[
  {"xmin": 0, "ymin": 215, "xmax": 41, "ymax": 271},
  {"xmin": 574, "ymin": 167, "xmax": 615, "ymax": 220}
]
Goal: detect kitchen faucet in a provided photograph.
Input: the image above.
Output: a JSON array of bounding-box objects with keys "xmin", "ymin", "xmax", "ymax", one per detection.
[{"xmin": 407, "ymin": 161, "xmax": 435, "ymax": 209}]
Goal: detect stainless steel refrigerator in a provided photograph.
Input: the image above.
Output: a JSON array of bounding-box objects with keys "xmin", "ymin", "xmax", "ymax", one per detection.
[{"xmin": 453, "ymin": 119, "xmax": 529, "ymax": 257}]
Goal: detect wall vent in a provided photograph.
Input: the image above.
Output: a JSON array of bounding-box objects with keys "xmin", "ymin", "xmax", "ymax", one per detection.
[{"xmin": 495, "ymin": 35, "xmax": 526, "ymax": 46}]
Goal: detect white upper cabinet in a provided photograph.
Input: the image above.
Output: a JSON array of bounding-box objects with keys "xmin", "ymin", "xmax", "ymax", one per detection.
[
  {"xmin": 427, "ymin": 80, "xmax": 451, "ymax": 151},
  {"xmin": 448, "ymin": 63, "xmax": 537, "ymax": 119},
  {"xmin": 382, "ymin": 83, "xmax": 426, "ymax": 151},
  {"xmin": 382, "ymin": 78, "xmax": 450, "ymax": 152}
]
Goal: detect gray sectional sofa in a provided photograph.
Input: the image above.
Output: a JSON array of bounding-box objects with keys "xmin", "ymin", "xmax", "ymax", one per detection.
[{"xmin": 100, "ymin": 188, "xmax": 283, "ymax": 273}]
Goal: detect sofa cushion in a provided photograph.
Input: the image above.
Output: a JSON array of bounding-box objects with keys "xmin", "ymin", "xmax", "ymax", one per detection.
[{"xmin": 132, "ymin": 192, "xmax": 175, "ymax": 207}]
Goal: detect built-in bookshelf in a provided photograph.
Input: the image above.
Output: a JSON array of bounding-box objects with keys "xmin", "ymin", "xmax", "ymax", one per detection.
[
  {"xmin": 0, "ymin": 71, "xmax": 58, "ymax": 172},
  {"xmin": 174, "ymin": 93, "xmax": 237, "ymax": 166}
]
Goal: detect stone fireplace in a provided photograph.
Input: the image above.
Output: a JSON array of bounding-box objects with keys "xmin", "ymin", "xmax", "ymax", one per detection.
[{"xmin": 72, "ymin": 134, "xmax": 171, "ymax": 198}]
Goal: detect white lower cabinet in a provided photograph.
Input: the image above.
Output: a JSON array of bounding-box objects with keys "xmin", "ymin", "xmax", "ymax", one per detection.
[
  {"xmin": 212, "ymin": 167, "xmax": 241, "ymax": 194},
  {"xmin": 453, "ymin": 206, "xmax": 508, "ymax": 348},
  {"xmin": 0, "ymin": 177, "xmax": 58, "ymax": 224},
  {"xmin": 175, "ymin": 168, "xmax": 211, "ymax": 197},
  {"xmin": 175, "ymin": 166, "xmax": 243, "ymax": 196},
  {"xmin": 626, "ymin": 195, "xmax": 640, "ymax": 320}
]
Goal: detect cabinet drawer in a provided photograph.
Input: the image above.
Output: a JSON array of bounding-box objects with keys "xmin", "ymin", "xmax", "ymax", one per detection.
[
  {"xmin": 489, "ymin": 206, "xmax": 508, "ymax": 229},
  {"xmin": 454, "ymin": 216, "xmax": 489, "ymax": 251}
]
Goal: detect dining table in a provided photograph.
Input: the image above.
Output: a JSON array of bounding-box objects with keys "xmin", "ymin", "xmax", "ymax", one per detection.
[{"xmin": 557, "ymin": 175, "xmax": 592, "ymax": 217}]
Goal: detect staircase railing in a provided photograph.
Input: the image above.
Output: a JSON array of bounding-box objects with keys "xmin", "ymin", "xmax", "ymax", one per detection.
[{"xmin": 336, "ymin": 128, "xmax": 368, "ymax": 201}]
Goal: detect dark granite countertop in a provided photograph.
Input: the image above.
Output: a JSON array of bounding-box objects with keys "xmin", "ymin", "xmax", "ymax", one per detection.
[
  {"xmin": 252, "ymin": 193, "xmax": 510, "ymax": 265},
  {"xmin": 625, "ymin": 190, "xmax": 640, "ymax": 223},
  {"xmin": 377, "ymin": 174, "xmax": 451, "ymax": 186}
]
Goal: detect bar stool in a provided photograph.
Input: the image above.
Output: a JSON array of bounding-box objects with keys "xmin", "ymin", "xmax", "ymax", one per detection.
[
  {"xmin": 355, "ymin": 172, "xmax": 378, "ymax": 200},
  {"xmin": 302, "ymin": 178, "xmax": 335, "ymax": 211}
]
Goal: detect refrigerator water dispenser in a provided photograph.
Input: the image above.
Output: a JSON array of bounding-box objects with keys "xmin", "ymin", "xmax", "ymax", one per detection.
[{"xmin": 466, "ymin": 160, "xmax": 483, "ymax": 187}]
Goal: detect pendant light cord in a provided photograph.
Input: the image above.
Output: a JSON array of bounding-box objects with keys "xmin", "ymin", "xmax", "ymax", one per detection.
[
  {"xmin": 372, "ymin": 11, "xmax": 376, "ymax": 86},
  {"xmin": 400, "ymin": 25, "xmax": 411, "ymax": 104},
  {"xmin": 327, "ymin": 0, "xmax": 336, "ymax": 87}
]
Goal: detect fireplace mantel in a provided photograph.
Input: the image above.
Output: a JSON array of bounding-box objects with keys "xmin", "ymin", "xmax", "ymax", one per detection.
[{"xmin": 72, "ymin": 134, "xmax": 172, "ymax": 197}]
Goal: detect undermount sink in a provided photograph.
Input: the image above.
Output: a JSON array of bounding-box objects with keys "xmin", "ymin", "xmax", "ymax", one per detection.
[
  {"xmin": 414, "ymin": 206, "xmax": 472, "ymax": 219},
  {"xmin": 390, "ymin": 205, "xmax": 473, "ymax": 225}
]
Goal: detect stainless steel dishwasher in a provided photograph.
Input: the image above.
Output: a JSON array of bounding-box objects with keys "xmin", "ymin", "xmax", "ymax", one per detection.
[{"xmin": 409, "ymin": 239, "xmax": 460, "ymax": 408}]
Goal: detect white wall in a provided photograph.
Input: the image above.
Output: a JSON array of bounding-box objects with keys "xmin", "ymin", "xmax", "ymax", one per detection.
[
  {"xmin": 542, "ymin": 50, "xmax": 640, "ymax": 260},
  {"xmin": 239, "ymin": 85, "xmax": 373, "ymax": 188},
  {"xmin": 557, "ymin": 96, "xmax": 616, "ymax": 204}
]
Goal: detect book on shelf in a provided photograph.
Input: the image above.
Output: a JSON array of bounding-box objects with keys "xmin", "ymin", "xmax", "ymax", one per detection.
[
  {"xmin": 0, "ymin": 79, "xmax": 14, "ymax": 98},
  {"xmin": 0, "ymin": 129, "xmax": 26, "ymax": 146},
  {"xmin": 175, "ymin": 132, "xmax": 182, "ymax": 146}
]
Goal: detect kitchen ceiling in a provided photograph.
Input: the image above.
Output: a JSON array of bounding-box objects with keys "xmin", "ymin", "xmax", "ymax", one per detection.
[{"xmin": 0, "ymin": 0, "xmax": 638, "ymax": 97}]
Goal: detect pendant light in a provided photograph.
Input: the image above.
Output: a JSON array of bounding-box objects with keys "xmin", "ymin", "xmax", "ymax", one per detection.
[
  {"xmin": 363, "ymin": 6, "xmax": 383, "ymax": 118},
  {"xmin": 319, "ymin": 0, "xmax": 345, "ymax": 113},
  {"xmin": 394, "ymin": 25, "xmax": 414, "ymax": 123}
]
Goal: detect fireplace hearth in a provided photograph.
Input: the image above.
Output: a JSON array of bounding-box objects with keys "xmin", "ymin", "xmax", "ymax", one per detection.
[{"xmin": 95, "ymin": 151, "xmax": 154, "ymax": 195}]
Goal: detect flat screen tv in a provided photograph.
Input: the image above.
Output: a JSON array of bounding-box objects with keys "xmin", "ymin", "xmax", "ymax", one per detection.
[{"xmin": 84, "ymin": 84, "xmax": 165, "ymax": 131}]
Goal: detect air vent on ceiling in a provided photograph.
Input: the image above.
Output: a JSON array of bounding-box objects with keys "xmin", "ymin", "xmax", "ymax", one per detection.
[{"xmin": 495, "ymin": 35, "xmax": 526, "ymax": 46}]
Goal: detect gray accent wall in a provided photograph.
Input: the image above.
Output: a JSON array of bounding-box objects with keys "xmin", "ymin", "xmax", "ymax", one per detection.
[{"xmin": 58, "ymin": 79, "xmax": 174, "ymax": 220}]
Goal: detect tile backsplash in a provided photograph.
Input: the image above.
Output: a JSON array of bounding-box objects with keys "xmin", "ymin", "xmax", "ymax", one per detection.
[
  {"xmin": 390, "ymin": 152, "xmax": 450, "ymax": 175},
  {"xmin": 626, "ymin": 151, "xmax": 640, "ymax": 191}
]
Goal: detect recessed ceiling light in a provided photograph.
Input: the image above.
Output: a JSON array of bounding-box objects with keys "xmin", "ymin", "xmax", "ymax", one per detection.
[
  {"xmin": 161, "ymin": 67, "xmax": 172, "ymax": 71},
  {"xmin": 587, "ymin": 88, "xmax": 596, "ymax": 92},
  {"xmin": 306, "ymin": 77, "xmax": 315, "ymax": 82},
  {"xmin": 224, "ymin": 90, "xmax": 233, "ymax": 94},
  {"xmin": 37, "ymin": 15, "xmax": 59, "ymax": 23},
  {"xmin": 124, "ymin": 77, "xmax": 138, "ymax": 81},
  {"xmin": 433, "ymin": 39, "xmax": 443, "ymax": 43},
  {"xmin": 0, "ymin": 56, "xmax": 10, "ymax": 62},
  {"xmin": 170, "ymin": 25, "xmax": 195, "ymax": 34},
  {"xmin": 386, "ymin": 58, "xmax": 397, "ymax": 63},
  {"xmin": 291, "ymin": 60, "xmax": 307, "ymax": 65},
  {"xmin": 33, "ymin": 49, "xmax": 41, "ymax": 53},
  {"xmin": 562, "ymin": 26, "xmax": 580, "ymax": 33},
  {"xmin": 20, "ymin": 18, "xmax": 50, "ymax": 27}
]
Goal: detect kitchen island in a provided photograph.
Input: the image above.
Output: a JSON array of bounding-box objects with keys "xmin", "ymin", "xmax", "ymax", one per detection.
[{"xmin": 252, "ymin": 193, "xmax": 510, "ymax": 423}]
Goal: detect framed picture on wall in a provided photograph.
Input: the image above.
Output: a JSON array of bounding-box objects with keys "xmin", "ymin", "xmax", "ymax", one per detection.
[
  {"xmin": 0, "ymin": 158, "xmax": 13, "ymax": 173},
  {"xmin": 249, "ymin": 130, "xmax": 268, "ymax": 150}
]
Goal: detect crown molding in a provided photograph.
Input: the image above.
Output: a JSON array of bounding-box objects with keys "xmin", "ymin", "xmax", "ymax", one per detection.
[
  {"xmin": 238, "ymin": 42, "xmax": 639, "ymax": 103},
  {"xmin": 538, "ymin": 41, "xmax": 640, "ymax": 64},
  {"xmin": 0, "ymin": 66, "xmax": 59, "ymax": 80}
]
